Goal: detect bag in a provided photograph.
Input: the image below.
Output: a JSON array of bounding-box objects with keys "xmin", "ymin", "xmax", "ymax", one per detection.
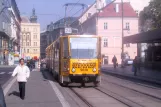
[
  {"xmin": 116, "ymin": 63, "xmax": 118, "ymax": 67},
  {"xmin": 132, "ymin": 65, "xmax": 135, "ymax": 72}
]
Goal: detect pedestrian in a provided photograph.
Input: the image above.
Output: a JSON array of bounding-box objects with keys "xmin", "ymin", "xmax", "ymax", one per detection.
[
  {"xmin": 137, "ymin": 56, "xmax": 141, "ymax": 71},
  {"xmin": 133, "ymin": 56, "xmax": 138, "ymax": 76},
  {"xmin": 12, "ymin": 58, "xmax": 30, "ymax": 100},
  {"xmin": 112, "ymin": 55, "xmax": 118, "ymax": 69}
]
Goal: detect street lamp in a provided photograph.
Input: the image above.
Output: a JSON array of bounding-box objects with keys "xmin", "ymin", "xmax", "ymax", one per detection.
[{"xmin": 121, "ymin": 0, "xmax": 125, "ymax": 67}]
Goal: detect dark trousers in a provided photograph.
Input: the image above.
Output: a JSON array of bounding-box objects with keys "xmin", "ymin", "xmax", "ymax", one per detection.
[{"xmin": 18, "ymin": 82, "xmax": 26, "ymax": 99}]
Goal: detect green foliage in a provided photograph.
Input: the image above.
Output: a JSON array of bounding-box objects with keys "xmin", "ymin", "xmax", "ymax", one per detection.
[{"xmin": 140, "ymin": 0, "xmax": 161, "ymax": 29}]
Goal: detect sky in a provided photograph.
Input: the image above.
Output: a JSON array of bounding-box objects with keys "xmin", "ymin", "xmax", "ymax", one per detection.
[{"xmin": 15, "ymin": 0, "xmax": 105, "ymax": 31}]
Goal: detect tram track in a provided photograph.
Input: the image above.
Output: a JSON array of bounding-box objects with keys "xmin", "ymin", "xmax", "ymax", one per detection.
[
  {"xmin": 69, "ymin": 74, "xmax": 161, "ymax": 107},
  {"xmin": 69, "ymin": 86, "xmax": 144, "ymax": 107},
  {"xmin": 69, "ymin": 88, "xmax": 93, "ymax": 107},
  {"xmin": 102, "ymin": 74, "xmax": 161, "ymax": 101},
  {"xmin": 94, "ymin": 87, "xmax": 144, "ymax": 107}
]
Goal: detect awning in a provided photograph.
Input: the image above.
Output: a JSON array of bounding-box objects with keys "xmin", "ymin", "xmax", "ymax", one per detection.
[{"xmin": 123, "ymin": 29, "xmax": 161, "ymax": 44}]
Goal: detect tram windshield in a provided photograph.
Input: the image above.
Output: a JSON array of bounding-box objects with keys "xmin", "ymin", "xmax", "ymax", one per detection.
[{"xmin": 70, "ymin": 37, "xmax": 98, "ymax": 59}]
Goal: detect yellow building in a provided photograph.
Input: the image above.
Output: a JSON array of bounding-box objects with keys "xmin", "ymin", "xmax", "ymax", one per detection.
[{"xmin": 20, "ymin": 8, "xmax": 40, "ymax": 60}]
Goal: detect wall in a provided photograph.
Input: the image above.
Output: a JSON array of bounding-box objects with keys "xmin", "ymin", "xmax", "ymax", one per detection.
[
  {"xmin": 98, "ymin": 17, "xmax": 138, "ymax": 64},
  {"xmin": 21, "ymin": 23, "xmax": 40, "ymax": 59}
]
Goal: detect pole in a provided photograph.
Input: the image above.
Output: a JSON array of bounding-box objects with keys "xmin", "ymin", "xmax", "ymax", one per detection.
[
  {"xmin": 121, "ymin": 0, "xmax": 124, "ymax": 54},
  {"xmin": 121, "ymin": 0, "xmax": 124, "ymax": 67},
  {"xmin": 64, "ymin": 6, "xmax": 67, "ymax": 27}
]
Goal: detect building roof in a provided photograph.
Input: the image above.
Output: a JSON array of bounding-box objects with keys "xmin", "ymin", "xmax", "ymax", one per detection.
[
  {"xmin": 98, "ymin": 2, "xmax": 138, "ymax": 17},
  {"xmin": 21, "ymin": 16, "xmax": 30, "ymax": 23},
  {"xmin": 123, "ymin": 29, "xmax": 161, "ymax": 44},
  {"xmin": 78, "ymin": 1, "xmax": 96, "ymax": 20}
]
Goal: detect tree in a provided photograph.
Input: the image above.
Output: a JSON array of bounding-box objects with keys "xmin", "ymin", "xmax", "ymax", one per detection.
[{"xmin": 140, "ymin": 0, "xmax": 161, "ymax": 30}]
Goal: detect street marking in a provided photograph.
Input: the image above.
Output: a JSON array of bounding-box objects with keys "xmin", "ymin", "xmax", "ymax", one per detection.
[
  {"xmin": 49, "ymin": 80, "xmax": 70, "ymax": 107},
  {"xmin": 4, "ymin": 77, "xmax": 17, "ymax": 96},
  {"xmin": 0, "ymin": 72, "xmax": 5, "ymax": 75}
]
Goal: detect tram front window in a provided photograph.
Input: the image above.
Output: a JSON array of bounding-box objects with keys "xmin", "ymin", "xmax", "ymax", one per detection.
[{"xmin": 70, "ymin": 37, "xmax": 98, "ymax": 59}]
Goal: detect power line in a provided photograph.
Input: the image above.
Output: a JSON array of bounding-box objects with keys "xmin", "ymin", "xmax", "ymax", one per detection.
[
  {"xmin": 71, "ymin": 8, "xmax": 83, "ymax": 17},
  {"xmin": 68, "ymin": 0, "xmax": 81, "ymax": 13}
]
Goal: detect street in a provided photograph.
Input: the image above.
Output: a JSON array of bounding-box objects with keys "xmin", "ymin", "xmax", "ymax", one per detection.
[
  {"xmin": 0, "ymin": 67, "xmax": 15, "ymax": 86},
  {"xmin": 2, "ymin": 68, "xmax": 161, "ymax": 107}
]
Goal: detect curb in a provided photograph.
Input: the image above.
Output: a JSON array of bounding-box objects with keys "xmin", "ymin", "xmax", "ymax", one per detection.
[
  {"xmin": 101, "ymin": 68, "xmax": 161, "ymax": 86},
  {"xmin": 0, "ymin": 66, "xmax": 16, "ymax": 68}
]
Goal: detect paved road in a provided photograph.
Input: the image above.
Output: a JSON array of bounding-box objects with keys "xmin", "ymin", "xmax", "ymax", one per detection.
[
  {"xmin": 4, "ymin": 68, "xmax": 161, "ymax": 107},
  {"xmin": 0, "ymin": 67, "xmax": 15, "ymax": 86}
]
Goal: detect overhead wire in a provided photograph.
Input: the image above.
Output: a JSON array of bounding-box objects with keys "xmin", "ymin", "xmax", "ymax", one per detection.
[{"xmin": 68, "ymin": 0, "xmax": 81, "ymax": 13}]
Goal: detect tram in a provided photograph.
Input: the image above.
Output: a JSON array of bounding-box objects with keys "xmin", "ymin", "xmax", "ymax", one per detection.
[{"xmin": 46, "ymin": 35, "xmax": 101, "ymax": 86}]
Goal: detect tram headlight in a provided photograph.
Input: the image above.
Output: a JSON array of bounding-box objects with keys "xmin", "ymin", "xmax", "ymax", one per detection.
[
  {"xmin": 72, "ymin": 68, "xmax": 76, "ymax": 73},
  {"xmin": 93, "ymin": 68, "xmax": 97, "ymax": 72}
]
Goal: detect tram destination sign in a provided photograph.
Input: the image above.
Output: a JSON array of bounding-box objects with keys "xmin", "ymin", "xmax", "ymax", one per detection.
[{"xmin": 65, "ymin": 28, "xmax": 72, "ymax": 34}]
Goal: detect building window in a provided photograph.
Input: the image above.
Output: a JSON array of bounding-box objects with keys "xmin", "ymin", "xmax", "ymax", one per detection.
[
  {"xmin": 24, "ymin": 49, "xmax": 26, "ymax": 53},
  {"xmin": 23, "ymin": 42, "xmax": 25, "ymax": 46},
  {"xmin": 103, "ymin": 38, "xmax": 108, "ymax": 47},
  {"xmin": 126, "ymin": 43, "xmax": 130, "ymax": 47},
  {"xmin": 23, "ymin": 35, "xmax": 25, "ymax": 39},
  {"xmin": 27, "ymin": 35, "xmax": 30, "ymax": 40},
  {"xmin": 26, "ymin": 42, "xmax": 30, "ymax": 46},
  {"xmin": 104, "ymin": 22, "xmax": 108, "ymax": 30},
  {"xmin": 126, "ymin": 22, "xmax": 130, "ymax": 30},
  {"xmin": 94, "ymin": 5, "xmax": 97, "ymax": 8},
  {"xmin": 27, "ymin": 28, "xmax": 29, "ymax": 32},
  {"xmin": 34, "ymin": 42, "xmax": 37, "ymax": 46},
  {"xmin": 135, "ymin": 10, "xmax": 139, "ymax": 16},
  {"xmin": 34, "ymin": 49, "xmax": 37, "ymax": 53},
  {"xmin": 88, "ymin": 13, "xmax": 92, "ymax": 18},
  {"xmin": 27, "ymin": 49, "xmax": 29, "ymax": 53},
  {"xmin": 24, "ymin": 28, "xmax": 25, "ymax": 31},
  {"xmin": 34, "ymin": 35, "xmax": 37, "ymax": 39},
  {"xmin": 34, "ymin": 28, "xmax": 37, "ymax": 32}
]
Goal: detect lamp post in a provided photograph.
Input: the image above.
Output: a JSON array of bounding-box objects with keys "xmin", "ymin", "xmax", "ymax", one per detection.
[{"xmin": 121, "ymin": 0, "xmax": 125, "ymax": 67}]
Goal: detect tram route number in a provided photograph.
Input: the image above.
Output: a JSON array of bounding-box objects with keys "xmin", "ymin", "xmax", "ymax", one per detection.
[{"xmin": 80, "ymin": 69, "xmax": 88, "ymax": 71}]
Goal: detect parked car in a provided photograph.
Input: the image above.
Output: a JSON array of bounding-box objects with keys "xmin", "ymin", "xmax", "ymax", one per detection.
[
  {"xmin": 0, "ymin": 85, "xmax": 6, "ymax": 107},
  {"xmin": 125, "ymin": 59, "xmax": 133, "ymax": 65}
]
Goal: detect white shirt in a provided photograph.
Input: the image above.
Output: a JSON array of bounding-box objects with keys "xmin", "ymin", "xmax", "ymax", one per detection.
[{"xmin": 12, "ymin": 65, "xmax": 30, "ymax": 82}]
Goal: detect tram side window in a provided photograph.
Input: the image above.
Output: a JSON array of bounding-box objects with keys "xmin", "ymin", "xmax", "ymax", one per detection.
[
  {"xmin": 54, "ymin": 48, "xmax": 57, "ymax": 58},
  {"xmin": 55, "ymin": 42, "xmax": 59, "ymax": 58},
  {"xmin": 63, "ymin": 38, "xmax": 69, "ymax": 59}
]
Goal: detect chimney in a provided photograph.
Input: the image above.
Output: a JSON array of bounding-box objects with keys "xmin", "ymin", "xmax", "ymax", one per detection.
[{"xmin": 116, "ymin": 4, "xmax": 119, "ymax": 13}]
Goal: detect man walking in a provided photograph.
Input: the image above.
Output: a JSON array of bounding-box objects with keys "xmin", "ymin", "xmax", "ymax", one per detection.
[
  {"xmin": 112, "ymin": 55, "xmax": 118, "ymax": 69},
  {"xmin": 12, "ymin": 58, "xmax": 30, "ymax": 100}
]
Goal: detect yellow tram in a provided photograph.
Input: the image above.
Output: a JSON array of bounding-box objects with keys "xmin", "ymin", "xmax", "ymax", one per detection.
[{"xmin": 46, "ymin": 35, "xmax": 101, "ymax": 86}]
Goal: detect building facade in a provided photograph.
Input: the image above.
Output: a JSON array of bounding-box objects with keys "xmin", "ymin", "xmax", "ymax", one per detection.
[
  {"xmin": 20, "ymin": 9, "xmax": 40, "ymax": 60},
  {"xmin": 0, "ymin": 0, "xmax": 21, "ymax": 65},
  {"xmin": 79, "ymin": 2, "xmax": 138, "ymax": 64},
  {"xmin": 40, "ymin": 31, "xmax": 48, "ymax": 59}
]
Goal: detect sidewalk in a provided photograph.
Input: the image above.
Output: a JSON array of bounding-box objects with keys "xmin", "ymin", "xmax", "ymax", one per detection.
[
  {"xmin": 101, "ymin": 65, "xmax": 161, "ymax": 85},
  {"xmin": 0, "ymin": 65, "xmax": 16, "ymax": 68},
  {"xmin": 5, "ymin": 69, "xmax": 62, "ymax": 107}
]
